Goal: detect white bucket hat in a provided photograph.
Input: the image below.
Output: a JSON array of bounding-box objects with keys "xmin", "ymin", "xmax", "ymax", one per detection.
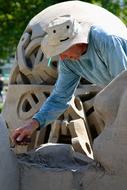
[{"xmin": 41, "ymin": 15, "xmax": 91, "ymax": 58}]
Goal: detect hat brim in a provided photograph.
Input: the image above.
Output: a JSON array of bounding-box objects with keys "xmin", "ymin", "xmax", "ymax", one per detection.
[{"xmin": 41, "ymin": 23, "xmax": 91, "ymax": 58}]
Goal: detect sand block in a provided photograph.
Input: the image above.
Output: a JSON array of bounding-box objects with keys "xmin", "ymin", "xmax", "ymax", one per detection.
[
  {"xmin": 83, "ymin": 98, "xmax": 95, "ymax": 113},
  {"xmin": 87, "ymin": 112, "xmax": 102, "ymax": 134},
  {"xmin": 16, "ymin": 31, "xmax": 58, "ymax": 84},
  {"xmin": 68, "ymin": 118, "xmax": 93, "ymax": 159},
  {"xmin": 0, "ymin": 115, "xmax": 19, "ymax": 190},
  {"xmin": 61, "ymin": 120, "xmax": 69, "ymax": 136},
  {"xmin": 68, "ymin": 96, "xmax": 85, "ymax": 119},
  {"xmin": 18, "ymin": 142, "xmax": 127, "ymax": 190},
  {"xmin": 2, "ymin": 84, "xmax": 53, "ymax": 153},
  {"xmin": 18, "ymin": 143, "xmax": 94, "ymax": 190},
  {"xmin": 48, "ymin": 120, "xmax": 61, "ymax": 143},
  {"xmin": 93, "ymin": 70, "xmax": 127, "ymax": 173}
]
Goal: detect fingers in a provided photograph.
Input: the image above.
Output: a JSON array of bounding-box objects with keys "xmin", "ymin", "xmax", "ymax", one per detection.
[
  {"xmin": 12, "ymin": 119, "xmax": 39, "ymax": 146},
  {"xmin": 16, "ymin": 137, "xmax": 31, "ymax": 145},
  {"xmin": 12, "ymin": 127, "xmax": 31, "ymax": 145},
  {"xmin": 12, "ymin": 132, "xmax": 20, "ymax": 143},
  {"xmin": 12, "ymin": 128, "xmax": 22, "ymax": 143},
  {"xmin": 16, "ymin": 132, "xmax": 25, "ymax": 142}
]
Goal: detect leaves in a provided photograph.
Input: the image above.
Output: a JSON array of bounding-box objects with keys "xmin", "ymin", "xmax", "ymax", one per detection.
[{"xmin": 0, "ymin": 0, "xmax": 127, "ymax": 59}]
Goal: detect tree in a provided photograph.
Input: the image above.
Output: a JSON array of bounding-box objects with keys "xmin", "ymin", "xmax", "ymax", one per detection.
[
  {"xmin": 0, "ymin": 0, "xmax": 126, "ymax": 60},
  {"xmin": 0, "ymin": 0, "xmax": 64, "ymax": 59}
]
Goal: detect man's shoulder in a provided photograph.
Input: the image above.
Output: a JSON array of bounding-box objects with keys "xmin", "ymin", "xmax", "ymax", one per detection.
[
  {"xmin": 90, "ymin": 26, "xmax": 109, "ymax": 40},
  {"xmin": 89, "ymin": 25, "xmax": 113, "ymax": 48},
  {"xmin": 90, "ymin": 25, "xmax": 127, "ymax": 41}
]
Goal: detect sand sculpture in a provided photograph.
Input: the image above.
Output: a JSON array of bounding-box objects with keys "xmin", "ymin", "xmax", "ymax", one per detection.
[{"xmin": 1, "ymin": 1, "xmax": 127, "ymax": 190}]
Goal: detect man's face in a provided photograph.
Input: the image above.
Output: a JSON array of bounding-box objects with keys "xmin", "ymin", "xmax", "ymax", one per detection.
[{"xmin": 60, "ymin": 43, "xmax": 88, "ymax": 61}]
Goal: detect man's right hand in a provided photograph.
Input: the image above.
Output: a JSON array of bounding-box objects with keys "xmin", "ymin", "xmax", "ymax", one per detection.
[{"xmin": 12, "ymin": 119, "xmax": 39, "ymax": 145}]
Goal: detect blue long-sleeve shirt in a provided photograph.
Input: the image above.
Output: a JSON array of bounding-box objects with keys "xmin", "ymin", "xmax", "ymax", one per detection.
[{"xmin": 33, "ymin": 26, "xmax": 127, "ymax": 128}]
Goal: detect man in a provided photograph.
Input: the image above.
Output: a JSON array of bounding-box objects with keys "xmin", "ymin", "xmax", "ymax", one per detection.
[{"xmin": 13, "ymin": 15, "xmax": 127, "ymax": 144}]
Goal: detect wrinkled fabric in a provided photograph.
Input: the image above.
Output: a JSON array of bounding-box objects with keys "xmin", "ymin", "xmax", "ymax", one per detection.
[{"xmin": 33, "ymin": 26, "xmax": 127, "ymax": 128}]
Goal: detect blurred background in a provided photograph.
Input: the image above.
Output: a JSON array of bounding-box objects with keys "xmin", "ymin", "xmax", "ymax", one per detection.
[{"xmin": 0, "ymin": 0, "xmax": 126, "ymax": 108}]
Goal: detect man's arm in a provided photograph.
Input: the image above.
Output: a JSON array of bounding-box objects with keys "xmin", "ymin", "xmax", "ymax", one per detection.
[
  {"xmin": 13, "ymin": 60, "xmax": 81, "ymax": 143},
  {"xmin": 32, "ymin": 60, "xmax": 81, "ymax": 127}
]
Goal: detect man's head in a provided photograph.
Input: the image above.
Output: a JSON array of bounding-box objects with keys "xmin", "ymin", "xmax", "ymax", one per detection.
[
  {"xmin": 41, "ymin": 15, "xmax": 91, "ymax": 58},
  {"xmin": 60, "ymin": 43, "xmax": 88, "ymax": 60}
]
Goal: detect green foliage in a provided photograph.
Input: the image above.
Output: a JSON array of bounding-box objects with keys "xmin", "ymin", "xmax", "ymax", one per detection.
[
  {"xmin": 86, "ymin": 0, "xmax": 127, "ymax": 25},
  {"xmin": 0, "ymin": 102, "xmax": 3, "ymax": 113},
  {"xmin": 0, "ymin": 0, "xmax": 127, "ymax": 59},
  {"xmin": 0, "ymin": 0, "xmax": 64, "ymax": 59}
]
